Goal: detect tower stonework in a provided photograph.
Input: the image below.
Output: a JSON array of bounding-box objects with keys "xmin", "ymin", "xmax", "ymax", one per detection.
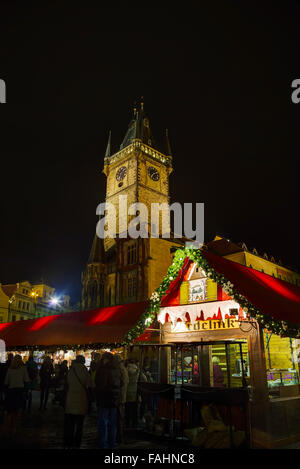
[{"xmin": 81, "ymin": 103, "xmax": 184, "ymax": 309}]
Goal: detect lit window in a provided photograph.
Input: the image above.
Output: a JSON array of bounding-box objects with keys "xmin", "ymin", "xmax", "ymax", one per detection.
[{"xmin": 264, "ymin": 332, "xmax": 300, "ymax": 397}]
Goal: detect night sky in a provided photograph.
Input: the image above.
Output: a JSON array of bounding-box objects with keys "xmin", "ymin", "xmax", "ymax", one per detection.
[{"xmin": 0, "ymin": 3, "xmax": 300, "ymax": 305}]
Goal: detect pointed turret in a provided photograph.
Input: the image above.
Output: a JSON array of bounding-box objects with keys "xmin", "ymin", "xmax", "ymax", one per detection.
[
  {"xmin": 88, "ymin": 234, "xmax": 105, "ymax": 264},
  {"xmin": 165, "ymin": 129, "xmax": 172, "ymax": 157},
  {"xmin": 105, "ymin": 130, "xmax": 112, "ymax": 158}
]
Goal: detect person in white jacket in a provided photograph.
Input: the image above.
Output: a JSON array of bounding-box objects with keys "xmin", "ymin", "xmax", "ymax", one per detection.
[
  {"xmin": 125, "ymin": 360, "xmax": 140, "ymax": 428},
  {"xmin": 4, "ymin": 354, "xmax": 29, "ymax": 435},
  {"xmin": 63, "ymin": 355, "xmax": 93, "ymax": 448}
]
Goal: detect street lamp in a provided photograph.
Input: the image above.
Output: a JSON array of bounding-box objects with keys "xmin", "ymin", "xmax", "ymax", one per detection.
[
  {"xmin": 8, "ymin": 297, "xmax": 14, "ymax": 322},
  {"xmin": 31, "ymin": 290, "xmax": 39, "ymax": 318},
  {"xmin": 50, "ymin": 297, "xmax": 59, "ymax": 306},
  {"xmin": 49, "ymin": 297, "xmax": 60, "ymax": 314}
]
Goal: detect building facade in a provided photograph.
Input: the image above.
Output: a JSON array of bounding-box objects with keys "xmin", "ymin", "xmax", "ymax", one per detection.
[
  {"xmin": 0, "ymin": 281, "xmax": 71, "ymax": 323},
  {"xmin": 205, "ymin": 235, "xmax": 300, "ymax": 286},
  {"xmin": 81, "ymin": 102, "xmax": 184, "ymax": 310}
]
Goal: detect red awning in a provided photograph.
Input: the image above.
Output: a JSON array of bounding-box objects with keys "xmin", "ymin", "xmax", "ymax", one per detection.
[
  {"xmin": 0, "ymin": 301, "xmax": 149, "ymax": 349},
  {"xmin": 159, "ymin": 250, "xmax": 300, "ymax": 325},
  {"xmin": 201, "ymin": 250, "xmax": 300, "ymax": 324}
]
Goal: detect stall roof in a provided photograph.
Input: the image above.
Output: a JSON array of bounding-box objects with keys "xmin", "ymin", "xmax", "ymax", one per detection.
[
  {"xmin": 161, "ymin": 249, "xmax": 300, "ymax": 325},
  {"xmin": 202, "ymin": 250, "xmax": 300, "ymax": 324},
  {"xmin": 0, "ymin": 301, "xmax": 149, "ymax": 350}
]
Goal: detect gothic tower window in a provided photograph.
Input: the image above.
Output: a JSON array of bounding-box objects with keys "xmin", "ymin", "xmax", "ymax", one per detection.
[
  {"xmin": 89, "ymin": 280, "xmax": 98, "ymax": 307},
  {"xmin": 99, "ymin": 282, "xmax": 104, "ymax": 307},
  {"xmin": 127, "ymin": 243, "xmax": 137, "ymax": 265},
  {"xmin": 128, "ymin": 278, "xmax": 132, "ymax": 297},
  {"xmin": 128, "ymin": 276, "xmax": 137, "ymax": 298}
]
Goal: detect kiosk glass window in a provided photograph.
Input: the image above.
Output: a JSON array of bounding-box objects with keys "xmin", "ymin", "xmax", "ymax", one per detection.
[
  {"xmin": 170, "ymin": 341, "xmax": 249, "ymax": 387},
  {"xmin": 264, "ymin": 332, "xmax": 300, "ymax": 396},
  {"xmin": 126, "ymin": 345, "xmax": 160, "ymax": 383}
]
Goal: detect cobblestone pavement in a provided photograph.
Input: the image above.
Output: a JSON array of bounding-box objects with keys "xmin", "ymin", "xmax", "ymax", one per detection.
[
  {"xmin": 0, "ymin": 391, "xmax": 179, "ymax": 450},
  {"xmin": 2, "ymin": 392, "xmax": 297, "ymax": 450}
]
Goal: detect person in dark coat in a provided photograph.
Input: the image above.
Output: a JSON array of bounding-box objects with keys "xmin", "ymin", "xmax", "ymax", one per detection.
[
  {"xmin": 95, "ymin": 352, "xmax": 123, "ymax": 449},
  {"xmin": 58, "ymin": 360, "xmax": 69, "ymax": 383},
  {"xmin": 0, "ymin": 353, "xmax": 13, "ymax": 404},
  {"xmin": 39, "ymin": 356, "xmax": 54, "ymax": 411},
  {"xmin": 24, "ymin": 355, "xmax": 38, "ymax": 412}
]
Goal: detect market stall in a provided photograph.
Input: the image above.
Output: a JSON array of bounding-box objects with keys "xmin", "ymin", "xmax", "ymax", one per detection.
[
  {"xmin": 146, "ymin": 247, "xmax": 300, "ymax": 448},
  {"xmin": 2, "ymin": 247, "xmax": 300, "ymax": 448}
]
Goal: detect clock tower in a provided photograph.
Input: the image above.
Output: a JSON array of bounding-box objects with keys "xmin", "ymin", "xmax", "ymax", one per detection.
[
  {"xmin": 81, "ymin": 101, "xmax": 184, "ymax": 310},
  {"xmin": 103, "ymin": 101, "xmax": 173, "ymax": 249}
]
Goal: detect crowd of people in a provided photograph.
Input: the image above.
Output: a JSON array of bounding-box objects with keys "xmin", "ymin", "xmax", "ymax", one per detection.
[{"xmin": 0, "ymin": 351, "xmax": 156, "ymax": 449}]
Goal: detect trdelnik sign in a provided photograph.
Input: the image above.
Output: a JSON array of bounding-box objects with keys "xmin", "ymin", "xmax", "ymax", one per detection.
[{"xmin": 0, "ymin": 79, "xmax": 6, "ymax": 103}]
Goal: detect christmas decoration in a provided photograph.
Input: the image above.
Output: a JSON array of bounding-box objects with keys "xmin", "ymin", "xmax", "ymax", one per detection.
[
  {"xmin": 6, "ymin": 248, "xmax": 300, "ymax": 352},
  {"xmin": 145, "ymin": 247, "xmax": 300, "ymax": 338}
]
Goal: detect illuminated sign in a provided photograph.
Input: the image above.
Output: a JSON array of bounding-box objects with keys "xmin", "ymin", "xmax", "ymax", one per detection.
[
  {"xmin": 189, "ymin": 278, "xmax": 206, "ymax": 302},
  {"xmin": 171, "ymin": 318, "xmax": 239, "ymax": 333}
]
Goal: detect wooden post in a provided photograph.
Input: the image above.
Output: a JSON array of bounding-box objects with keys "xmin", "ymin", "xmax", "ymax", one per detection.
[
  {"xmin": 239, "ymin": 342, "xmax": 247, "ymax": 387},
  {"xmin": 175, "ymin": 346, "xmax": 178, "ymax": 385},
  {"xmin": 159, "ymin": 346, "xmax": 171, "ymax": 384},
  {"xmin": 199, "ymin": 344, "xmax": 211, "ymax": 386},
  {"xmin": 248, "ymin": 322, "xmax": 269, "ymax": 446}
]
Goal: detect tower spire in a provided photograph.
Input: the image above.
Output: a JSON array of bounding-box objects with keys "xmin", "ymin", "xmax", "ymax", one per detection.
[
  {"xmin": 105, "ymin": 130, "xmax": 112, "ymax": 157},
  {"xmin": 119, "ymin": 99, "xmax": 156, "ymax": 150}
]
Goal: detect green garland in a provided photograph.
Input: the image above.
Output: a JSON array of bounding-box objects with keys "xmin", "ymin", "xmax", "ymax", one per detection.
[
  {"xmin": 8, "ymin": 248, "xmax": 299, "ymax": 352},
  {"xmin": 142, "ymin": 247, "xmax": 300, "ymax": 339}
]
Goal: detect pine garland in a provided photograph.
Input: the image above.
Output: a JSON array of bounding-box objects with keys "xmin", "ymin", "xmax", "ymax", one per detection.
[
  {"xmin": 143, "ymin": 247, "xmax": 300, "ymax": 338},
  {"xmin": 8, "ymin": 248, "xmax": 299, "ymax": 352}
]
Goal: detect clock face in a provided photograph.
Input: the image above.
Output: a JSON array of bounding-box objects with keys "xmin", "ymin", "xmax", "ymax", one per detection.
[
  {"xmin": 116, "ymin": 166, "xmax": 127, "ymax": 181},
  {"xmin": 148, "ymin": 166, "xmax": 160, "ymax": 181}
]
